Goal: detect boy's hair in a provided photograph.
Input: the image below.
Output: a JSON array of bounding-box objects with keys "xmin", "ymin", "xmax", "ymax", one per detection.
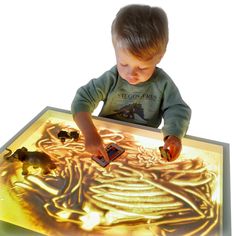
[{"xmin": 111, "ymin": 4, "xmax": 169, "ymax": 60}]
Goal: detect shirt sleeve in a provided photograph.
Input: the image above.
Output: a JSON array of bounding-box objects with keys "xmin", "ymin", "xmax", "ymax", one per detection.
[
  {"xmin": 161, "ymin": 78, "xmax": 191, "ymax": 139},
  {"xmin": 71, "ymin": 68, "xmax": 117, "ymax": 114}
]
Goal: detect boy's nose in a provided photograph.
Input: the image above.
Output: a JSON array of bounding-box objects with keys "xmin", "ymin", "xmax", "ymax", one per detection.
[{"xmin": 128, "ymin": 67, "xmax": 138, "ymax": 76}]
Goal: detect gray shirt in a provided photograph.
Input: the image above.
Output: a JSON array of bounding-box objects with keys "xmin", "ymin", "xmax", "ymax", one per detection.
[{"xmin": 71, "ymin": 66, "xmax": 191, "ymax": 139}]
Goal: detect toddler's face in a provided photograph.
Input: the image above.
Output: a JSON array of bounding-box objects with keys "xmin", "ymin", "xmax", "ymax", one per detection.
[{"xmin": 114, "ymin": 46, "xmax": 163, "ymax": 85}]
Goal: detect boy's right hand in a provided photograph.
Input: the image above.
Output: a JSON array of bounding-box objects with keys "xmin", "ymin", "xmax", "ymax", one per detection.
[
  {"xmin": 73, "ymin": 112, "xmax": 109, "ymax": 162},
  {"xmin": 84, "ymin": 132, "xmax": 109, "ymax": 162}
]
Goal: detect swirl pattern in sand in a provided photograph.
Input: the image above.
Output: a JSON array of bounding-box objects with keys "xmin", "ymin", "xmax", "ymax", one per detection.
[{"xmin": 1, "ymin": 122, "xmax": 219, "ymax": 236}]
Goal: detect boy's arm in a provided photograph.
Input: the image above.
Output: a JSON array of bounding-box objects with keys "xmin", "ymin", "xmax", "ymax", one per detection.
[
  {"xmin": 71, "ymin": 67, "xmax": 117, "ymax": 162},
  {"xmin": 71, "ymin": 67, "xmax": 117, "ymax": 115},
  {"xmin": 161, "ymin": 79, "xmax": 191, "ymax": 161},
  {"xmin": 161, "ymin": 81, "xmax": 191, "ymax": 140},
  {"xmin": 73, "ymin": 112, "xmax": 109, "ymax": 162}
]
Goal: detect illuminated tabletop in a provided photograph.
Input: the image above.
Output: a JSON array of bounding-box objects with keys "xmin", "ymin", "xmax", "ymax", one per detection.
[{"xmin": 0, "ymin": 107, "xmax": 231, "ymax": 236}]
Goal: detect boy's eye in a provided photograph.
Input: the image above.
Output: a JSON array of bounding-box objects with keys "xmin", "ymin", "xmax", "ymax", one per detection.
[{"xmin": 120, "ymin": 63, "xmax": 128, "ymax": 67}]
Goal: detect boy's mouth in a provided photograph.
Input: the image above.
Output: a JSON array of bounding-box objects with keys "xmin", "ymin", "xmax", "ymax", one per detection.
[{"xmin": 126, "ymin": 77, "xmax": 139, "ymax": 84}]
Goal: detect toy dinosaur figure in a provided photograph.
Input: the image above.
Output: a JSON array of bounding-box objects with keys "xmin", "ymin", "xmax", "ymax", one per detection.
[{"xmin": 4, "ymin": 147, "xmax": 56, "ymax": 175}]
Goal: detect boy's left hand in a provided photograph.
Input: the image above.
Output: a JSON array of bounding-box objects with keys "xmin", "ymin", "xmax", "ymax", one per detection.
[{"xmin": 163, "ymin": 135, "xmax": 182, "ymax": 161}]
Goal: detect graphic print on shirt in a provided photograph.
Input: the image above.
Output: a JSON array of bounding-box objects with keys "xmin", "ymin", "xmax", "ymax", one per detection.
[
  {"xmin": 112, "ymin": 103, "xmax": 147, "ymax": 121},
  {"xmin": 104, "ymin": 89, "xmax": 159, "ymax": 123}
]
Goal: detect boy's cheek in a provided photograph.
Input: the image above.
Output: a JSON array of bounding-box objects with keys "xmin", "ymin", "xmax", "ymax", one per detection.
[
  {"xmin": 117, "ymin": 65, "xmax": 123, "ymax": 75},
  {"xmin": 117, "ymin": 67, "xmax": 127, "ymax": 79}
]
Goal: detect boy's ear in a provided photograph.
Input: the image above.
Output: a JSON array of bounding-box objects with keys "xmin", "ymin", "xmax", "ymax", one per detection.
[{"xmin": 155, "ymin": 53, "xmax": 165, "ymax": 64}]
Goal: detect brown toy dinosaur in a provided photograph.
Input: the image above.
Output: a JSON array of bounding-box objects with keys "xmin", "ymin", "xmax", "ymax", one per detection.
[{"xmin": 4, "ymin": 147, "xmax": 56, "ymax": 175}]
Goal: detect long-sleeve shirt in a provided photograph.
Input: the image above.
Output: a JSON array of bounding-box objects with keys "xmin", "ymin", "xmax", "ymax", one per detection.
[{"xmin": 71, "ymin": 66, "xmax": 191, "ymax": 139}]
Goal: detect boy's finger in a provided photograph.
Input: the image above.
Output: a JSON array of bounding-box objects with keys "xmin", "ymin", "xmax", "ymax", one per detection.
[{"xmin": 99, "ymin": 147, "xmax": 109, "ymax": 162}]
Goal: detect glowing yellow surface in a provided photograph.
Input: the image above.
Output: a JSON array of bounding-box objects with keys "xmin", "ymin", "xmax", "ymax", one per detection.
[{"xmin": 0, "ymin": 108, "xmax": 223, "ymax": 236}]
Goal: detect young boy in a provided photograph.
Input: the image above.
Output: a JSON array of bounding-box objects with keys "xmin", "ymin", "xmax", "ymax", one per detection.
[{"xmin": 71, "ymin": 4, "xmax": 191, "ymax": 162}]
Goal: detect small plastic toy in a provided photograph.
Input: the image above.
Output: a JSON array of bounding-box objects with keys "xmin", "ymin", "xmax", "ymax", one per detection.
[
  {"xmin": 92, "ymin": 143, "xmax": 125, "ymax": 167},
  {"xmin": 57, "ymin": 130, "xmax": 79, "ymax": 142},
  {"xmin": 4, "ymin": 147, "xmax": 56, "ymax": 175},
  {"xmin": 159, "ymin": 146, "xmax": 172, "ymax": 162}
]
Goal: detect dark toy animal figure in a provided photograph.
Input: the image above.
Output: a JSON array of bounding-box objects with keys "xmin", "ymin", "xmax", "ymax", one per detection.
[
  {"xmin": 57, "ymin": 130, "xmax": 79, "ymax": 143},
  {"xmin": 4, "ymin": 147, "xmax": 56, "ymax": 175}
]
